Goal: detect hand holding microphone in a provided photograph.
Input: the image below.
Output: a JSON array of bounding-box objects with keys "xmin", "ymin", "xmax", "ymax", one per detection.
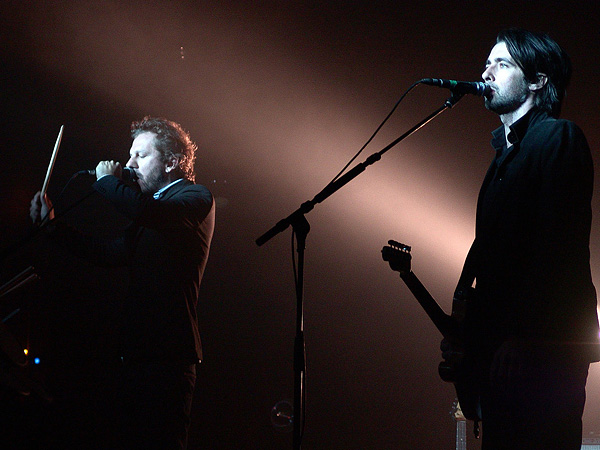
[
  {"xmin": 78, "ymin": 163, "xmax": 137, "ymax": 182},
  {"xmin": 95, "ymin": 160, "xmax": 122, "ymax": 179}
]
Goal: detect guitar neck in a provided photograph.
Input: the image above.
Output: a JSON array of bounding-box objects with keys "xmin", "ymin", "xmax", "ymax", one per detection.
[
  {"xmin": 399, "ymin": 271, "xmax": 454, "ymax": 338},
  {"xmin": 456, "ymin": 420, "xmax": 467, "ymax": 450}
]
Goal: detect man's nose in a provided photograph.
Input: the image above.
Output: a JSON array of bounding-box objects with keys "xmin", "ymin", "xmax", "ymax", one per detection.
[{"xmin": 482, "ymin": 66, "xmax": 494, "ymax": 82}]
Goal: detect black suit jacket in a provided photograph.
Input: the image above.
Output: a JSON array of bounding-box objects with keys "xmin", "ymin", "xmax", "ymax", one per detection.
[
  {"xmin": 458, "ymin": 108, "xmax": 600, "ymax": 361},
  {"xmin": 54, "ymin": 176, "xmax": 215, "ymax": 363}
]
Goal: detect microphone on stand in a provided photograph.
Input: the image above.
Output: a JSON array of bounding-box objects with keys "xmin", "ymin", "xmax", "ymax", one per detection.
[
  {"xmin": 76, "ymin": 166, "xmax": 137, "ymax": 182},
  {"xmin": 420, "ymin": 78, "xmax": 491, "ymax": 96}
]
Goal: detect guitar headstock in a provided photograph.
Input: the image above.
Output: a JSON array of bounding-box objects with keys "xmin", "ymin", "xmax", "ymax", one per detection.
[{"xmin": 381, "ymin": 240, "xmax": 412, "ymax": 274}]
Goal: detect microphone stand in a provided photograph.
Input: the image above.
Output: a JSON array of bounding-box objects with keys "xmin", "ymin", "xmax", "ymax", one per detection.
[{"xmin": 255, "ymin": 91, "xmax": 466, "ymax": 450}]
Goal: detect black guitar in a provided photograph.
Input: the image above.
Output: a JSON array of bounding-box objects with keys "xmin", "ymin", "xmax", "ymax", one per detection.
[{"xmin": 382, "ymin": 240, "xmax": 481, "ymax": 424}]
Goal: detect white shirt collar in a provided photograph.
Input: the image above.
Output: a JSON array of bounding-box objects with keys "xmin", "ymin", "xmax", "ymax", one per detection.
[{"xmin": 153, "ymin": 178, "xmax": 184, "ymax": 199}]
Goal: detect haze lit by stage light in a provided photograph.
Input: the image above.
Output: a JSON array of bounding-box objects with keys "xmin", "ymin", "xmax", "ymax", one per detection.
[{"xmin": 21, "ymin": 1, "xmax": 482, "ymax": 280}]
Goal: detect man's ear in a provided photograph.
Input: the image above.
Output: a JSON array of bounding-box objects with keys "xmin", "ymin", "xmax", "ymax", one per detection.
[
  {"xmin": 165, "ymin": 156, "xmax": 180, "ymax": 173},
  {"xmin": 529, "ymin": 73, "xmax": 548, "ymax": 92}
]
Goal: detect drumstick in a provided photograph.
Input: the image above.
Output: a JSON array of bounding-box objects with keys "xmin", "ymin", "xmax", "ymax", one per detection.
[{"xmin": 41, "ymin": 125, "xmax": 64, "ymax": 196}]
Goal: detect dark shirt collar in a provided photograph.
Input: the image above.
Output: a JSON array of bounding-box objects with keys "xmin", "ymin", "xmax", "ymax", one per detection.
[{"xmin": 491, "ymin": 107, "xmax": 547, "ymax": 152}]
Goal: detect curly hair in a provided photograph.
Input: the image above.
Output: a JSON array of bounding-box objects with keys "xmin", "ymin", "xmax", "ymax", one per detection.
[
  {"xmin": 131, "ymin": 117, "xmax": 198, "ymax": 182},
  {"xmin": 497, "ymin": 28, "xmax": 572, "ymax": 118}
]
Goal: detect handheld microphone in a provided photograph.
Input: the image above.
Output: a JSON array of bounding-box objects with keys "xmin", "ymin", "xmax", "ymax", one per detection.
[
  {"xmin": 421, "ymin": 78, "xmax": 491, "ymax": 96},
  {"xmin": 77, "ymin": 166, "xmax": 137, "ymax": 182}
]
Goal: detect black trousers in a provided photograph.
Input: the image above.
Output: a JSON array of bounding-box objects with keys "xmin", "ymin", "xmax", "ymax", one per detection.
[
  {"xmin": 480, "ymin": 358, "xmax": 589, "ymax": 450},
  {"xmin": 118, "ymin": 360, "xmax": 197, "ymax": 450}
]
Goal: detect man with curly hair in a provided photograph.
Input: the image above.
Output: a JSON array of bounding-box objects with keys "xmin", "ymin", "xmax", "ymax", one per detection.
[{"xmin": 31, "ymin": 117, "xmax": 215, "ymax": 449}]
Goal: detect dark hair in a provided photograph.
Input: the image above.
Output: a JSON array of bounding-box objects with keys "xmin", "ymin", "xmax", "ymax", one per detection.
[
  {"xmin": 131, "ymin": 117, "xmax": 198, "ymax": 182},
  {"xmin": 497, "ymin": 28, "xmax": 571, "ymax": 118}
]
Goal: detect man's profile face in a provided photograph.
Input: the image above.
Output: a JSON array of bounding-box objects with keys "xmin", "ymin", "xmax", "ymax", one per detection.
[
  {"xmin": 126, "ymin": 132, "xmax": 168, "ymax": 193},
  {"xmin": 482, "ymin": 41, "xmax": 530, "ymax": 115}
]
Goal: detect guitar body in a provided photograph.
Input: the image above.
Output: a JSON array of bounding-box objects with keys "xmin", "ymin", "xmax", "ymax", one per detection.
[{"xmin": 382, "ymin": 241, "xmax": 481, "ymax": 423}]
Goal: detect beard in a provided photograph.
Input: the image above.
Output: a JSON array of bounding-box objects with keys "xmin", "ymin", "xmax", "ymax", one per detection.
[
  {"xmin": 138, "ymin": 164, "xmax": 167, "ymax": 194},
  {"xmin": 484, "ymin": 77, "xmax": 530, "ymax": 115}
]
